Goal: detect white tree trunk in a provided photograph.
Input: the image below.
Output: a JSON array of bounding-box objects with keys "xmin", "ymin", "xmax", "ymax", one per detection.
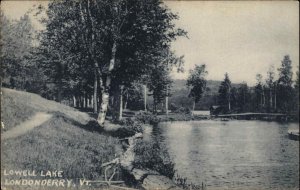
[
  {"xmin": 124, "ymin": 92, "xmax": 128, "ymax": 110},
  {"xmin": 192, "ymin": 100, "xmax": 195, "ymax": 116},
  {"xmin": 144, "ymin": 85, "xmax": 147, "ymax": 112},
  {"xmin": 93, "ymin": 71, "xmax": 98, "ymax": 113},
  {"xmin": 98, "ymin": 93, "xmax": 110, "ymax": 125},
  {"xmin": 119, "ymin": 85, "xmax": 124, "ymax": 120},
  {"xmin": 73, "ymin": 96, "xmax": 76, "ymax": 107},
  {"xmin": 166, "ymin": 96, "xmax": 169, "ymax": 115},
  {"xmin": 83, "ymin": 92, "xmax": 86, "ymax": 108},
  {"xmin": 97, "ymin": 41, "xmax": 117, "ymax": 126}
]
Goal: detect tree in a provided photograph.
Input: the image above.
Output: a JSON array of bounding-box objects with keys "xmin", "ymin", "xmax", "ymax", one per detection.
[
  {"xmin": 147, "ymin": 49, "xmax": 184, "ymax": 114},
  {"xmin": 236, "ymin": 82, "xmax": 251, "ymax": 112},
  {"xmin": 186, "ymin": 64, "xmax": 208, "ymax": 114},
  {"xmin": 265, "ymin": 65, "xmax": 275, "ymax": 110},
  {"xmin": 277, "ymin": 55, "xmax": 294, "ymax": 112},
  {"xmin": 148, "ymin": 63, "xmax": 172, "ymax": 113},
  {"xmin": 294, "ymin": 67, "xmax": 299, "ymax": 116},
  {"xmin": 254, "ymin": 74, "xmax": 264, "ymax": 110},
  {"xmin": 218, "ymin": 73, "xmax": 232, "ymax": 112},
  {"xmin": 1, "ymin": 12, "xmax": 35, "ymax": 90},
  {"xmin": 39, "ymin": 0, "xmax": 186, "ymax": 125}
]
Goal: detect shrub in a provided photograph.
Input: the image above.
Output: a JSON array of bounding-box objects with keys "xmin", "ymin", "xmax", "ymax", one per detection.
[
  {"xmin": 133, "ymin": 139, "xmax": 175, "ymax": 179},
  {"xmin": 170, "ymin": 103, "xmax": 178, "ymax": 112},
  {"xmin": 135, "ymin": 111, "xmax": 159, "ymax": 125},
  {"xmin": 174, "ymin": 107, "xmax": 192, "ymax": 114},
  {"xmin": 117, "ymin": 117, "xmax": 143, "ymax": 135}
]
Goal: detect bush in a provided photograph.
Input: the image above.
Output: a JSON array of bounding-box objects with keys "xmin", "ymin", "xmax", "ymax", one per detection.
[
  {"xmin": 117, "ymin": 117, "xmax": 143, "ymax": 135},
  {"xmin": 170, "ymin": 103, "xmax": 178, "ymax": 112},
  {"xmin": 133, "ymin": 139, "xmax": 175, "ymax": 179},
  {"xmin": 174, "ymin": 107, "xmax": 192, "ymax": 114},
  {"xmin": 135, "ymin": 111, "xmax": 159, "ymax": 124}
]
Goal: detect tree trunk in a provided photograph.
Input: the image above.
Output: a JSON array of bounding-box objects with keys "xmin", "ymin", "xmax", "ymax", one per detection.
[
  {"xmin": 119, "ymin": 85, "xmax": 124, "ymax": 120},
  {"xmin": 93, "ymin": 71, "xmax": 98, "ymax": 113},
  {"xmin": 83, "ymin": 92, "xmax": 87, "ymax": 108},
  {"xmin": 192, "ymin": 100, "xmax": 195, "ymax": 116},
  {"xmin": 228, "ymin": 87, "xmax": 231, "ymax": 111},
  {"xmin": 57, "ymin": 80, "xmax": 62, "ymax": 103},
  {"xmin": 274, "ymin": 88, "xmax": 277, "ymax": 110},
  {"xmin": 262, "ymin": 87, "xmax": 265, "ymax": 106},
  {"xmin": 270, "ymin": 89, "xmax": 272, "ymax": 109},
  {"xmin": 97, "ymin": 41, "xmax": 117, "ymax": 126},
  {"xmin": 166, "ymin": 96, "xmax": 169, "ymax": 115},
  {"xmin": 87, "ymin": 96, "xmax": 90, "ymax": 108},
  {"xmin": 80, "ymin": 96, "xmax": 84, "ymax": 108},
  {"xmin": 98, "ymin": 92, "xmax": 110, "ymax": 124},
  {"xmin": 73, "ymin": 95, "xmax": 76, "ymax": 108},
  {"xmin": 144, "ymin": 85, "xmax": 147, "ymax": 112},
  {"xmin": 124, "ymin": 92, "xmax": 128, "ymax": 110}
]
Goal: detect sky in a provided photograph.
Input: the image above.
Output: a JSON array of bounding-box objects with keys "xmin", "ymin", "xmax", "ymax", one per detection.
[
  {"xmin": 2, "ymin": 1, "xmax": 299, "ymax": 85},
  {"xmin": 165, "ymin": 1, "xmax": 299, "ymax": 85}
]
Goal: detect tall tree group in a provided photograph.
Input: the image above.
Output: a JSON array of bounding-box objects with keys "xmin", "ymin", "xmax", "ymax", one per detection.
[
  {"xmin": 1, "ymin": 0, "xmax": 186, "ymax": 125},
  {"xmin": 216, "ymin": 55, "xmax": 298, "ymax": 115}
]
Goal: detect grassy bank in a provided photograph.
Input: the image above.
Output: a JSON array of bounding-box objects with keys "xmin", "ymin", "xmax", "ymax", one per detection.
[
  {"xmin": 1, "ymin": 88, "xmax": 90, "ymax": 132},
  {"xmin": 1, "ymin": 88, "xmax": 122, "ymax": 188}
]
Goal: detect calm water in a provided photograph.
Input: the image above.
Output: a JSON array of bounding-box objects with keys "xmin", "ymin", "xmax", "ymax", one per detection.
[{"xmin": 147, "ymin": 120, "xmax": 299, "ymax": 189}]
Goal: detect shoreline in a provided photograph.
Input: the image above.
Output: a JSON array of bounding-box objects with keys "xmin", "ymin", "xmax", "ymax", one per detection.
[{"xmin": 152, "ymin": 112, "xmax": 299, "ymax": 124}]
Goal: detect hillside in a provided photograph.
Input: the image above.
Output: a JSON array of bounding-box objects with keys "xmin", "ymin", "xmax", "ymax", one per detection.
[
  {"xmin": 1, "ymin": 88, "xmax": 121, "ymax": 184},
  {"xmin": 168, "ymin": 79, "xmax": 242, "ymax": 110},
  {"xmin": 1, "ymin": 88, "xmax": 90, "ymax": 132}
]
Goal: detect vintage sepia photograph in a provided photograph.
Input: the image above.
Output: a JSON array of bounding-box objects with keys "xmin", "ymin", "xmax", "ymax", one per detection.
[{"xmin": 1, "ymin": 0, "xmax": 299, "ymax": 190}]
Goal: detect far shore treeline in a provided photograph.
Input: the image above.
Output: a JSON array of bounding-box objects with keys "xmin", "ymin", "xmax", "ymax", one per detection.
[{"xmin": 1, "ymin": 0, "xmax": 299, "ymax": 125}]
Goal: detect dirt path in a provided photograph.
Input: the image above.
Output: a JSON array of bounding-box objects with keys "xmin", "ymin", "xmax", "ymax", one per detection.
[{"xmin": 1, "ymin": 112, "xmax": 52, "ymax": 140}]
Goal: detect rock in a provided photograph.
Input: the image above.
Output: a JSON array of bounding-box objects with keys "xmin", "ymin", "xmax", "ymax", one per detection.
[
  {"xmin": 142, "ymin": 175, "xmax": 182, "ymax": 190},
  {"xmin": 132, "ymin": 169, "xmax": 148, "ymax": 181},
  {"xmin": 134, "ymin": 132, "xmax": 143, "ymax": 138},
  {"xmin": 131, "ymin": 168, "xmax": 160, "ymax": 181}
]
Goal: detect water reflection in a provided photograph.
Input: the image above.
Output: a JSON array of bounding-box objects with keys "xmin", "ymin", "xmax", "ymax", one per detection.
[{"xmin": 150, "ymin": 120, "xmax": 299, "ymax": 189}]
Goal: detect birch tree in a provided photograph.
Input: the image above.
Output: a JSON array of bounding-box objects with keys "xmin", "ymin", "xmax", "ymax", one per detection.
[{"xmin": 40, "ymin": 0, "xmax": 186, "ymax": 125}]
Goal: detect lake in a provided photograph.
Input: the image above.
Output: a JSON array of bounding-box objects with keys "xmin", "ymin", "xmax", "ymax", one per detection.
[{"xmin": 147, "ymin": 120, "xmax": 299, "ymax": 189}]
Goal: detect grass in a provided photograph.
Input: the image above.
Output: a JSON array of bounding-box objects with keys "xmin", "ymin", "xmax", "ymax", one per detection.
[
  {"xmin": 1, "ymin": 88, "xmax": 122, "ymax": 187},
  {"xmin": 1, "ymin": 88, "xmax": 90, "ymax": 132}
]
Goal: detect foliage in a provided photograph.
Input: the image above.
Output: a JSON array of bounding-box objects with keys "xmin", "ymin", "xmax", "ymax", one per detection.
[
  {"xmin": 173, "ymin": 107, "xmax": 192, "ymax": 114},
  {"xmin": 124, "ymin": 82, "xmax": 144, "ymax": 110},
  {"xmin": 277, "ymin": 55, "xmax": 295, "ymax": 112},
  {"xmin": 236, "ymin": 82, "xmax": 251, "ymax": 112},
  {"xmin": 147, "ymin": 50, "xmax": 184, "ymax": 113},
  {"xmin": 170, "ymin": 103, "xmax": 179, "ymax": 112},
  {"xmin": 218, "ymin": 73, "xmax": 232, "ymax": 112},
  {"xmin": 133, "ymin": 139, "xmax": 175, "ymax": 179},
  {"xmin": 135, "ymin": 111, "xmax": 159, "ymax": 125},
  {"xmin": 186, "ymin": 64, "xmax": 208, "ymax": 104},
  {"xmin": 0, "ymin": 12, "xmax": 38, "ymax": 90},
  {"xmin": 33, "ymin": 0, "xmax": 186, "ymax": 122},
  {"xmin": 117, "ymin": 117, "xmax": 143, "ymax": 134}
]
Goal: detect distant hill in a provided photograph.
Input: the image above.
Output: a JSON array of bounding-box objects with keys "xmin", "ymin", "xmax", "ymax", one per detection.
[
  {"xmin": 171, "ymin": 79, "xmax": 241, "ymax": 95},
  {"xmin": 168, "ymin": 79, "xmax": 242, "ymax": 110}
]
